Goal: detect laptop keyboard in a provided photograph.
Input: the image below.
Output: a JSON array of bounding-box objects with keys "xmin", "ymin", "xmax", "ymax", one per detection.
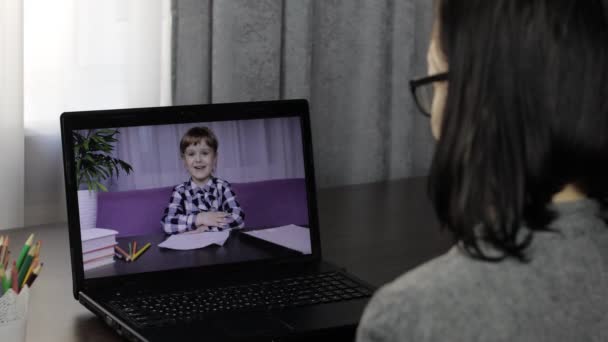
[{"xmin": 109, "ymin": 272, "xmax": 372, "ymax": 327}]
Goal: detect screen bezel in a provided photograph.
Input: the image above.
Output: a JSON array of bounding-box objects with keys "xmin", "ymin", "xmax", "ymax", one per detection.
[{"xmin": 60, "ymin": 99, "xmax": 322, "ymax": 298}]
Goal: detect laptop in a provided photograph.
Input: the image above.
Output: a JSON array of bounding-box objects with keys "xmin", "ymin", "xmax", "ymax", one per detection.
[{"xmin": 60, "ymin": 99, "xmax": 374, "ymax": 341}]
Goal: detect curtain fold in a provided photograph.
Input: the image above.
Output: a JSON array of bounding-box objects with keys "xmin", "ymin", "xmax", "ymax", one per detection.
[
  {"xmin": 0, "ymin": 0, "xmax": 25, "ymax": 230},
  {"xmin": 172, "ymin": 0, "xmax": 435, "ymax": 188}
]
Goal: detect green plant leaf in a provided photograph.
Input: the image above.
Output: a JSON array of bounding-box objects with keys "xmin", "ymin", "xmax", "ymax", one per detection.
[
  {"xmin": 96, "ymin": 182, "xmax": 108, "ymax": 192},
  {"xmin": 73, "ymin": 128, "xmax": 133, "ymax": 189}
]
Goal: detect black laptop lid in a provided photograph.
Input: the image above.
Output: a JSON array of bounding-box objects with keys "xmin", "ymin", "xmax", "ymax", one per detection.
[{"xmin": 60, "ymin": 100, "xmax": 321, "ymax": 297}]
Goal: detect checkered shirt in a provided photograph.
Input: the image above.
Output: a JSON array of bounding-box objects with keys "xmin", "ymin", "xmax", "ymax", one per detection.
[{"xmin": 161, "ymin": 177, "xmax": 245, "ymax": 234}]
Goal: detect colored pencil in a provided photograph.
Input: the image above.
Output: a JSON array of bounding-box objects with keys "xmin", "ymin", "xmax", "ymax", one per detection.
[
  {"xmin": 17, "ymin": 244, "xmax": 36, "ymax": 287},
  {"xmin": 3, "ymin": 251, "xmax": 9, "ymax": 269},
  {"xmin": 0, "ymin": 236, "xmax": 4, "ymax": 266},
  {"xmin": 11, "ymin": 261, "xmax": 18, "ymax": 293},
  {"xmin": 131, "ymin": 242, "xmax": 151, "ymax": 261},
  {"xmin": 132, "ymin": 241, "xmax": 137, "ymax": 256},
  {"xmin": 1, "ymin": 263, "xmax": 10, "ymax": 293},
  {"xmin": 22, "ymin": 258, "xmax": 38, "ymax": 288},
  {"xmin": 26, "ymin": 263, "xmax": 43, "ymax": 288},
  {"xmin": 34, "ymin": 240, "xmax": 41, "ymax": 259},
  {"xmin": 0, "ymin": 265, "xmax": 4, "ymax": 297},
  {"xmin": 128, "ymin": 242, "xmax": 132, "ymax": 258},
  {"xmin": 16, "ymin": 234, "xmax": 34, "ymax": 270},
  {"xmin": 1, "ymin": 236, "xmax": 9, "ymax": 267},
  {"xmin": 114, "ymin": 246, "xmax": 131, "ymax": 262}
]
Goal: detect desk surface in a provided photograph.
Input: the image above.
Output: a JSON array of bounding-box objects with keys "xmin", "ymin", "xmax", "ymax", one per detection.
[
  {"xmin": 4, "ymin": 177, "xmax": 452, "ymax": 341},
  {"xmin": 86, "ymin": 230, "xmax": 303, "ymax": 278}
]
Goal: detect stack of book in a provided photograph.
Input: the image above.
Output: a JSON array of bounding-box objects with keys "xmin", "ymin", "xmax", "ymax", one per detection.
[{"xmin": 81, "ymin": 228, "xmax": 118, "ymax": 271}]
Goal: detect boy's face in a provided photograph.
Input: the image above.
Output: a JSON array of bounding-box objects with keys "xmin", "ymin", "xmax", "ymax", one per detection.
[{"xmin": 183, "ymin": 140, "xmax": 217, "ymax": 186}]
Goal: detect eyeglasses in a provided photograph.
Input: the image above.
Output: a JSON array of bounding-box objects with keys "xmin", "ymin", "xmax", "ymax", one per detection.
[{"xmin": 409, "ymin": 72, "xmax": 448, "ymax": 117}]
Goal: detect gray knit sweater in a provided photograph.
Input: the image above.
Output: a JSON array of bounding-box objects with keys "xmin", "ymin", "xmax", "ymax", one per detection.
[{"xmin": 356, "ymin": 198, "xmax": 608, "ymax": 342}]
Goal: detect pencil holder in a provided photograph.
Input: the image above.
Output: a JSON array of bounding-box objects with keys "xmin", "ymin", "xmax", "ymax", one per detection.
[{"xmin": 0, "ymin": 286, "xmax": 29, "ymax": 341}]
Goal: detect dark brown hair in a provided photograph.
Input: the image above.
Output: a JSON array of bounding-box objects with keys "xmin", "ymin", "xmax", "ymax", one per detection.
[
  {"xmin": 430, "ymin": 0, "xmax": 608, "ymax": 261},
  {"xmin": 179, "ymin": 126, "xmax": 218, "ymax": 156}
]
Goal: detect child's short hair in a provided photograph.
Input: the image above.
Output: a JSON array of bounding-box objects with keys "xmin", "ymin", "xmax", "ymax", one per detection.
[{"xmin": 180, "ymin": 126, "xmax": 218, "ymax": 156}]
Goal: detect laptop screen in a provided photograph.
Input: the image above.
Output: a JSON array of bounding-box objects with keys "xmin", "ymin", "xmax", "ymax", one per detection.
[{"xmin": 66, "ymin": 111, "xmax": 314, "ymax": 280}]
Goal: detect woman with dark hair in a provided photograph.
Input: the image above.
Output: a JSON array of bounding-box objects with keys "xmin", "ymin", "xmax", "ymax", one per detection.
[{"xmin": 357, "ymin": 1, "xmax": 608, "ymax": 341}]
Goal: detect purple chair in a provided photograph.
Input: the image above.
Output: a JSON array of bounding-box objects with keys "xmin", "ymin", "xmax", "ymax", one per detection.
[{"xmin": 95, "ymin": 178, "xmax": 308, "ymax": 237}]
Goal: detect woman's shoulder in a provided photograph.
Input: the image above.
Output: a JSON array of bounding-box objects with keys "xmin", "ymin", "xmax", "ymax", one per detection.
[
  {"xmin": 357, "ymin": 226, "xmax": 608, "ymax": 342},
  {"xmin": 357, "ymin": 247, "xmax": 479, "ymax": 340}
]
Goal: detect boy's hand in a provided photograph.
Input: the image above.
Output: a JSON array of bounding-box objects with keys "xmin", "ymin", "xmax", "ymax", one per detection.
[
  {"xmin": 184, "ymin": 227, "xmax": 207, "ymax": 234},
  {"xmin": 195, "ymin": 211, "xmax": 230, "ymax": 228}
]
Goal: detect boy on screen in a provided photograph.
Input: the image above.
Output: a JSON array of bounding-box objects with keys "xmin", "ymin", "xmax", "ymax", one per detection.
[{"xmin": 161, "ymin": 126, "xmax": 245, "ymax": 234}]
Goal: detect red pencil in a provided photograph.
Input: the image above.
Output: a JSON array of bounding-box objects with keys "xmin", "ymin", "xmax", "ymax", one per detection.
[{"xmin": 11, "ymin": 260, "xmax": 18, "ymax": 293}]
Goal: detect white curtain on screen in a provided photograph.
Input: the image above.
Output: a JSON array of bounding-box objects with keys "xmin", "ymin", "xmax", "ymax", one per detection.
[
  {"xmin": 23, "ymin": 0, "xmax": 172, "ymax": 227},
  {"xmin": 0, "ymin": 0, "xmax": 25, "ymax": 230}
]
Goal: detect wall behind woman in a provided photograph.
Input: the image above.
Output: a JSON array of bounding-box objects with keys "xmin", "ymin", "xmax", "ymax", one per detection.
[{"xmin": 172, "ymin": 0, "xmax": 435, "ymax": 187}]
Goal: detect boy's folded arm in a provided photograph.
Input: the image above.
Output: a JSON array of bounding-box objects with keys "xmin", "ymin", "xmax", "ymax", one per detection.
[
  {"xmin": 226, "ymin": 209, "xmax": 245, "ymax": 229},
  {"xmin": 221, "ymin": 186, "xmax": 245, "ymax": 229},
  {"xmin": 161, "ymin": 212, "xmax": 197, "ymax": 234},
  {"xmin": 161, "ymin": 190, "xmax": 197, "ymax": 234}
]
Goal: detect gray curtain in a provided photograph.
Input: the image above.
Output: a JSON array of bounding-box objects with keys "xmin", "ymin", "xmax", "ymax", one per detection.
[{"xmin": 172, "ymin": 0, "xmax": 434, "ymax": 188}]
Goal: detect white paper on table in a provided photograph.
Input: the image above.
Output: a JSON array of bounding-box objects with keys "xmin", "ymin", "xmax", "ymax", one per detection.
[
  {"xmin": 243, "ymin": 224, "xmax": 312, "ymax": 254},
  {"xmin": 158, "ymin": 230, "xmax": 230, "ymax": 250}
]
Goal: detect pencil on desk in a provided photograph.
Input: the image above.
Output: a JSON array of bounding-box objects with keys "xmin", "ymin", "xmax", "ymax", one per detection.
[
  {"xmin": 128, "ymin": 242, "xmax": 132, "ymax": 259},
  {"xmin": 131, "ymin": 242, "xmax": 151, "ymax": 261},
  {"xmin": 26, "ymin": 262, "xmax": 42, "ymax": 288},
  {"xmin": 115, "ymin": 245, "xmax": 131, "ymax": 262},
  {"xmin": 132, "ymin": 241, "xmax": 137, "ymax": 256}
]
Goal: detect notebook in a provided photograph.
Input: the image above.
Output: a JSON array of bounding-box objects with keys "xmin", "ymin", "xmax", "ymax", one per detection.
[{"xmin": 60, "ymin": 99, "xmax": 374, "ymax": 341}]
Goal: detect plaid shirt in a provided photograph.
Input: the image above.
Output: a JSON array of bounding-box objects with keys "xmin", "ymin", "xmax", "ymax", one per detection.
[{"xmin": 161, "ymin": 177, "xmax": 245, "ymax": 234}]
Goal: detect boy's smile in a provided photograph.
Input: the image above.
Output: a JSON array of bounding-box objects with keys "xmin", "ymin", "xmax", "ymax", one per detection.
[{"xmin": 183, "ymin": 141, "xmax": 217, "ymax": 186}]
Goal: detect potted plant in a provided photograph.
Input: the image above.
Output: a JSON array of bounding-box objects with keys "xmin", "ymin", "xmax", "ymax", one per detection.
[{"xmin": 73, "ymin": 129, "xmax": 133, "ymax": 229}]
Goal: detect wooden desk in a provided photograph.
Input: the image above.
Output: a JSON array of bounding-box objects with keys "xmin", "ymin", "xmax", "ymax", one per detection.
[{"xmin": 3, "ymin": 177, "xmax": 452, "ymax": 341}]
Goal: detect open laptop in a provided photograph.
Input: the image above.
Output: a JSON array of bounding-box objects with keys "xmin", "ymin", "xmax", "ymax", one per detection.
[{"xmin": 60, "ymin": 99, "xmax": 374, "ymax": 341}]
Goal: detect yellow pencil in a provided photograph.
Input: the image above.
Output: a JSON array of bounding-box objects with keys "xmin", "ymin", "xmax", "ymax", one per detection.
[{"xmin": 131, "ymin": 243, "xmax": 151, "ymax": 261}]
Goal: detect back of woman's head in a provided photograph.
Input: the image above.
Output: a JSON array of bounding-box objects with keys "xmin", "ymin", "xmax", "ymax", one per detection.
[{"xmin": 429, "ymin": 0, "xmax": 608, "ymax": 260}]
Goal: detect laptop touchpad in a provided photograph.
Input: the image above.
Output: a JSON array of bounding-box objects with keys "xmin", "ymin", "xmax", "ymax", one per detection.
[{"xmin": 213, "ymin": 313, "xmax": 293, "ymax": 338}]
